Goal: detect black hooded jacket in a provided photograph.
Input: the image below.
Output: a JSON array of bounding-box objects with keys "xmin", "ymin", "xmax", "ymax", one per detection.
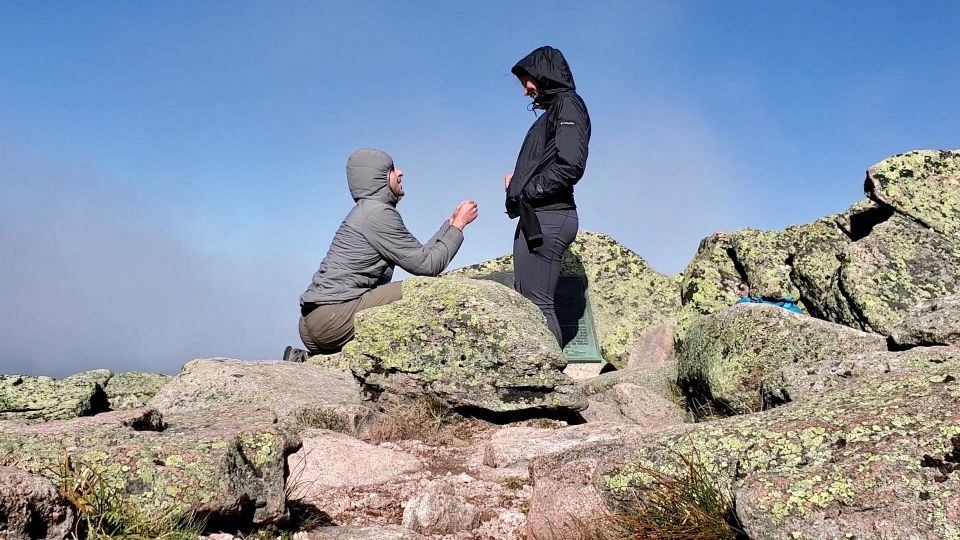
[{"xmin": 506, "ymin": 46, "xmax": 591, "ymax": 234}]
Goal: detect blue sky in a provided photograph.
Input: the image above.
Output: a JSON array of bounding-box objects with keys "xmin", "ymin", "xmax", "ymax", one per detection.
[{"xmin": 2, "ymin": 1, "xmax": 958, "ymax": 376}]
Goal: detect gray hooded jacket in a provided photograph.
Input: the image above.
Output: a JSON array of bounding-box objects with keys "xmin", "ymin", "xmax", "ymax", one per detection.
[{"xmin": 300, "ymin": 149, "xmax": 464, "ymax": 306}]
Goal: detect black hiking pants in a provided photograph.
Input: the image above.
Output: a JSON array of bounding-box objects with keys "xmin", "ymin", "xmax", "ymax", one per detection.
[{"xmin": 513, "ymin": 208, "xmax": 579, "ymax": 344}]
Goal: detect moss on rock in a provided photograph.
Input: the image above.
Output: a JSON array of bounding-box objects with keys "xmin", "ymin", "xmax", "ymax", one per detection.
[
  {"xmin": 455, "ymin": 231, "xmax": 680, "ymax": 369},
  {"xmin": 866, "ymin": 149, "xmax": 960, "ymax": 238},
  {"xmin": 0, "ymin": 406, "xmax": 297, "ymax": 526},
  {"xmin": 677, "ymin": 304, "xmax": 886, "ymax": 414},
  {"xmin": 1, "ymin": 369, "xmax": 112, "ymax": 423},
  {"xmin": 342, "ymin": 276, "xmax": 585, "ymax": 413},
  {"xmin": 592, "ymin": 353, "xmax": 960, "ymax": 539},
  {"xmin": 105, "ymin": 372, "xmax": 171, "ymax": 410},
  {"xmin": 839, "ymin": 213, "xmax": 960, "ymax": 335}
]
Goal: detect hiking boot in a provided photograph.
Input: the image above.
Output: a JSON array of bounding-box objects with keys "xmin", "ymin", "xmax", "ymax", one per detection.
[{"xmin": 282, "ymin": 345, "xmax": 309, "ymax": 363}]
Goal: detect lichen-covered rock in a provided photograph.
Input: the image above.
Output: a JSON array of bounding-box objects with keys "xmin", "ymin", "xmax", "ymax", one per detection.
[
  {"xmin": 891, "ymin": 295, "xmax": 960, "ymax": 348},
  {"xmin": 149, "ymin": 358, "xmax": 366, "ymax": 429},
  {"xmin": 531, "ymin": 355, "xmax": 960, "ymax": 539},
  {"xmin": 0, "ymin": 406, "xmax": 298, "ymax": 526},
  {"xmin": 676, "ymin": 232, "xmax": 742, "ymax": 335},
  {"xmin": 763, "ymin": 347, "xmax": 958, "ymax": 406},
  {"xmin": 788, "ymin": 216, "xmax": 860, "ymax": 327},
  {"xmin": 0, "ymin": 465, "xmax": 75, "ymax": 540},
  {"xmin": 0, "ymin": 369, "xmax": 111, "ymax": 422},
  {"xmin": 677, "ymin": 228, "xmax": 799, "ymax": 337},
  {"xmin": 866, "ymin": 149, "xmax": 960, "ymax": 237},
  {"xmin": 454, "ymin": 231, "xmax": 680, "ymax": 369},
  {"xmin": 677, "ymin": 304, "xmax": 886, "ymax": 413},
  {"xmin": 343, "ymin": 277, "xmax": 585, "ymax": 413},
  {"xmin": 401, "ymin": 479, "xmax": 481, "ymax": 534},
  {"xmin": 562, "ymin": 232, "xmax": 680, "ymax": 368},
  {"xmin": 105, "ymin": 371, "xmax": 171, "ymax": 410},
  {"xmin": 839, "ymin": 213, "xmax": 960, "ymax": 334}
]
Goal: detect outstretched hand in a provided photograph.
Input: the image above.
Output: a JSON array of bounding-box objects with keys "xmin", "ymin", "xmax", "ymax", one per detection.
[{"xmin": 450, "ymin": 200, "xmax": 478, "ymax": 231}]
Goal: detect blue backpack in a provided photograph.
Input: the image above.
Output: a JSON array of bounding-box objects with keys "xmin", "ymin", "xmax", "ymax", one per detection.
[{"xmin": 735, "ymin": 295, "xmax": 804, "ymax": 314}]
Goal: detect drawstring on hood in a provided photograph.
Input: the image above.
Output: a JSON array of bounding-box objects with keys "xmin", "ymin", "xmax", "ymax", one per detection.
[
  {"xmin": 511, "ymin": 46, "xmax": 576, "ymax": 110},
  {"xmin": 346, "ymin": 148, "xmax": 399, "ymax": 206}
]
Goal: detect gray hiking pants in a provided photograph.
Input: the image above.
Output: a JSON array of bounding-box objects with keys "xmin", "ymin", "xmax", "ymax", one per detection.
[
  {"xmin": 513, "ymin": 209, "xmax": 579, "ymax": 344},
  {"xmin": 298, "ymin": 281, "xmax": 402, "ymax": 354}
]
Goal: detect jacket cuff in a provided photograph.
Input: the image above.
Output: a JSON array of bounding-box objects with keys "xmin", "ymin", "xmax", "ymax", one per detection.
[{"xmin": 438, "ymin": 220, "xmax": 465, "ymax": 253}]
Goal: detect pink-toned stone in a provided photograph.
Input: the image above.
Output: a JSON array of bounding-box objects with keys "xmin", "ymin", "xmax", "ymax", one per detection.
[{"xmin": 288, "ymin": 429, "xmax": 423, "ymax": 501}]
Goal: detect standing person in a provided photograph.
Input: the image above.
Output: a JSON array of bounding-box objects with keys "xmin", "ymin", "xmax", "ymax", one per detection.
[
  {"xmin": 285, "ymin": 148, "xmax": 478, "ymax": 361},
  {"xmin": 505, "ymin": 45, "xmax": 591, "ymax": 345}
]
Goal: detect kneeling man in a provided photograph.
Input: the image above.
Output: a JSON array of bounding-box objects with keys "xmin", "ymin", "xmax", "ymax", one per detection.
[{"xmin": 292, "ymin": 148, "xmax": 478, "ymax": 358}]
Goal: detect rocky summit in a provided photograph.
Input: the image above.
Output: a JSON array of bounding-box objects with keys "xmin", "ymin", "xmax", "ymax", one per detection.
[{"xmin": 3, "ymin": 149, "xmax": 960, "ymax": 540}]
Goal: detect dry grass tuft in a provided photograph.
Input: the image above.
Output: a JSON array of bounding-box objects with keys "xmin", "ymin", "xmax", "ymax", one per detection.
[
  {"xmin": 368, "ymin": 396, "xmax": 460, "ymax": 444},
  {"xmin": 581, "ymin": 451, "xmax": 742, "ymax": 540},
  {"xmin": 51, "ymin": 452, "xmax": 204, "ymax": 540}
]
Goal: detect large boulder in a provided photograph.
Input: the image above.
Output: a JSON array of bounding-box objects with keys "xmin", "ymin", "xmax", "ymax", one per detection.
[
  {"xmin": 0, "ymin": 406, "xmax": 298, "ymax": 526},
  {"xmin": 839, "ymin": 213, "xmax": 960, "ymax": 334},
  {"xmin": 454, "ymin": 231, "xmax": 680, "ymax": 369},
  {"xmin": 0, "ymin": 466, "xmax": 75, "ymax": 540},
  {"xmin": 677, "ymin": 304, "xmax": 887, "ymax": 413},
  {"xmin": 0, "ymin": 369, "xmax": 111, "ymax": 422},
  {"xmin": 104, "ymin": 371, "xmax": 171, "ymax": 410},
  {"xmin": 149, "ymin": 358, "xmax": 370, "ymax": 431},
  {"xmin": 676, "ymin": 150, "xmax": 960, "ymax": 338},
  {"xmin": 677, "ymin": 229, "xmax": 797, "ymax": 336},
  {"xmin": 529, "ymin": 350, "xmax": 960, "ymax": 540},
  {"xmin": 866, "ymin": 149, "xmax": 960, "ymax": 237},
  {"xmin": 342, "ymin": 277, "xmax": 585, "ymax": 414},
  {"xmin": 891, "ymin": 295, "xmax": 960, "ymax": 348}
]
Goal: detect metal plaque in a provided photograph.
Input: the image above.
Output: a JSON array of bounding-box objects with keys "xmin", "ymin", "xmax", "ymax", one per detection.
[
  {"xmin": 475, "ymin": 272, "xmax": 603, "ymax": 363},
  {"xmin": 555, "ymin": 276, "xmax": 603, "ymax": 363}
]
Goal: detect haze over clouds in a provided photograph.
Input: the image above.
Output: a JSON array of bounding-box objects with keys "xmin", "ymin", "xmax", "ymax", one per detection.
[{"xmin": 1, "ymin": 1, "xmax": 958, "ymax": 376}]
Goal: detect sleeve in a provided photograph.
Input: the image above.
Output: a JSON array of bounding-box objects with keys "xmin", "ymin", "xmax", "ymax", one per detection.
[
  {"xmin": 362, "ymin": 206, "xmax": 464, "ymax": 276},
  {"xmin": 524, "ymin": 96, "xmax": 590, "ymax": 201}
]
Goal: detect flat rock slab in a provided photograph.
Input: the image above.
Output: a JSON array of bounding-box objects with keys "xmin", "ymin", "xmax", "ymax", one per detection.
[
  {"xmin": 0, "ymin": 465, "xmax": 75, "ymax": 540},
  {"xmin": 149, "ymin": 358, "xmax": 364, "ymax": 425},
  {"xmin": 481, "ymin": 423, "xmax": 634, "ymax": 479},
  {"xmin": 0, "ymin": 406, "xmax": 297, "ymax": 526},
  {"xmin": 580, "ymin": 382, "xmax": 686, "ymax": 428},
  {"xmin": 288, "ymin": 429, "xmax": 423, "ymax": 500},
  {"xmin": 0, "ymin": 369, "xmax": 111, "ymax": 422},
  {"xmin": 300, "ymin": 526, "xmax": 427, "ymax": 540}
]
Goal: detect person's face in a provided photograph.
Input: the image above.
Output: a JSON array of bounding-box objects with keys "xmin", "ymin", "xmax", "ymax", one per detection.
[
  {"xmin": 520, "ymin": 75, "xmax": 539, "ymax": 98},
  {"xmin": 388, "ymin": 166, "xmax": 404, "ymax": 198}
]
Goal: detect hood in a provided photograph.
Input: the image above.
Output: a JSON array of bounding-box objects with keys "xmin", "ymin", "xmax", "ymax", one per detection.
[
  {"xmin": 346, "ymin": 148, "xmax": 399, "ymax": 206},
  {"xmin": 511, "ymin": 46, "xmax": 576, "ymax": 102}
]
